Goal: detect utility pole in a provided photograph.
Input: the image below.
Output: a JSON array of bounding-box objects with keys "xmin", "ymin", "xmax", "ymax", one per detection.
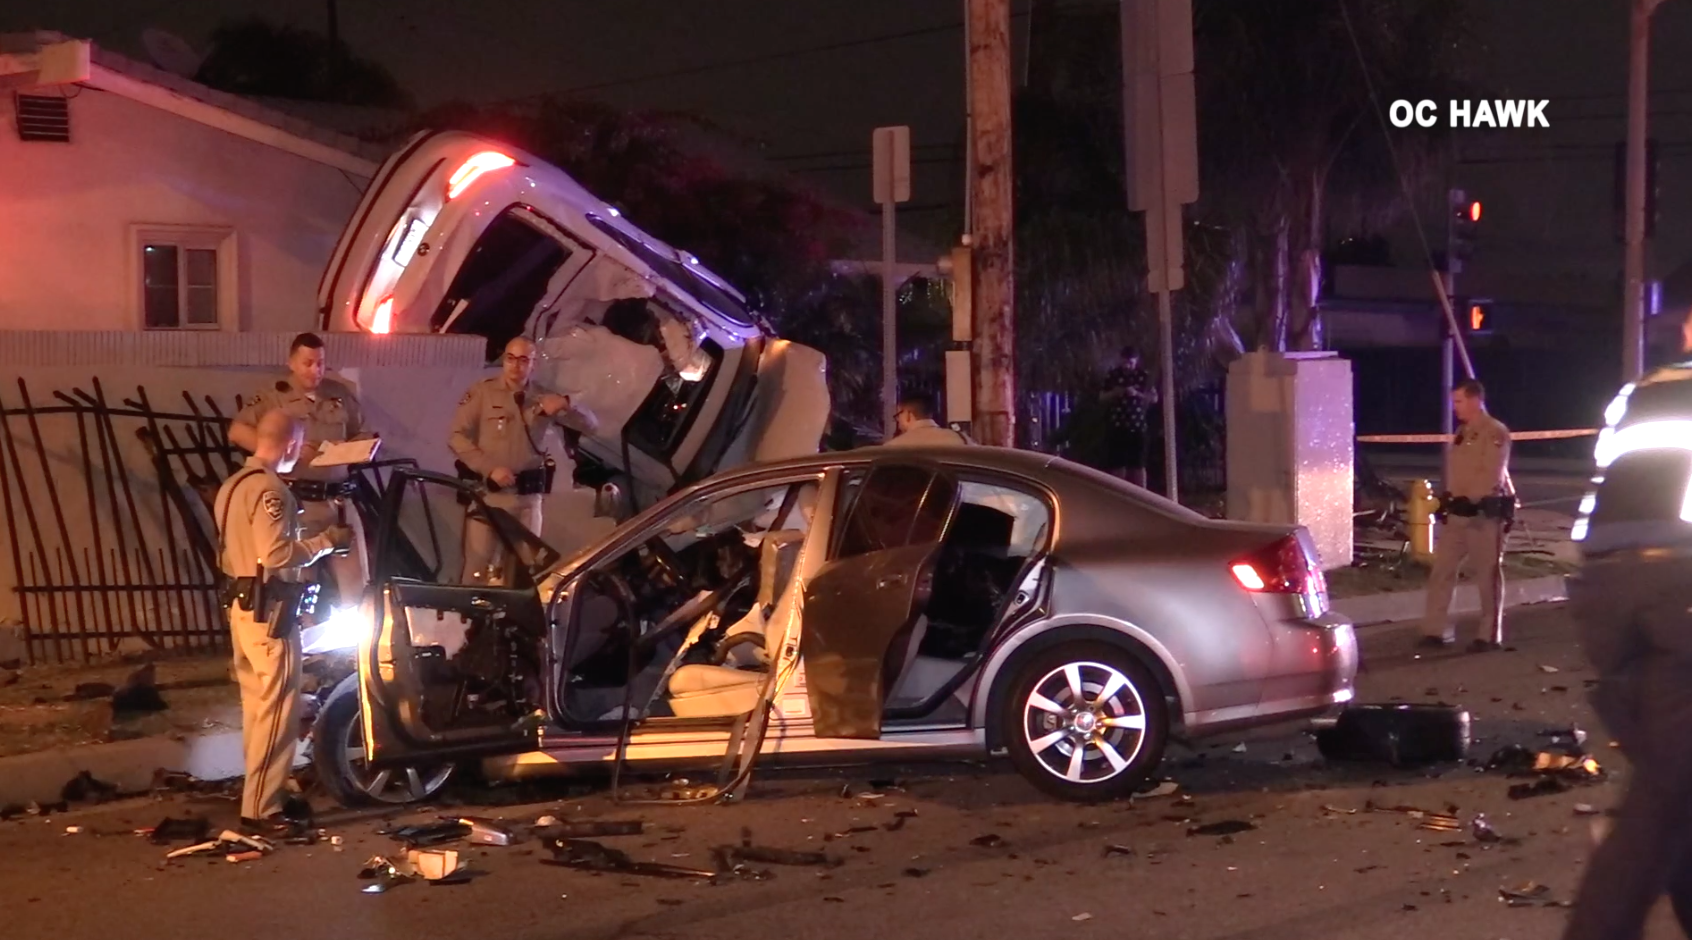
[
  {"xmin": 1442, "ymin": 188, "xmax": 1459, "ymax": 467},
  {"xmin": 966, "ymin": 0, "xmax": 1016, "ymax": 447},
  {"xmin": 873, "ymin": 126, "xmax": 912, "ymax": 440},
  {"xmin": 1624, "ymin": 0, "xmax": 1668, "ymax": 382}
]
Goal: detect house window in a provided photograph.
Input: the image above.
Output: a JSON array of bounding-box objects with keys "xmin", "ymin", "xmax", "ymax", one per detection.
[{"xmin": 133, "ymin": 228, "xmax": 234, "ymax": 330}]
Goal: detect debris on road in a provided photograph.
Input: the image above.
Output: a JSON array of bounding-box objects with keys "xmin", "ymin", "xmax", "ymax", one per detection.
[
  {"xmin": 534, "ymin": 819, "xmax": 643, "ymax": 839},
  {"xmin": 408, "ymin": 848, "xmax": 462, "ymax": 881},
  {"xmin": 1471, "ymin": 814, "xmax": 1507, "ymax": 844},
  {"xmin": 1072, "ymin": 913, "xmax": 1094, "ymax": 922},
  {"xmin": 544, "ymin": 839, "xmax": 715, "ymax": 880},
  {"xmin": 65, "ymin": 681, "xmax": 115, "ymax": 701},
  {"xmin": 143, "ymin": 816, "xmax": 211, "ymax": 845},
  {"xmin": 1103, "ymin": 844, "xmax": 1136, "ymax": 858},
  {"xmin": 1137, "ymin": 780, "xmax": 1180, "ymax": 799},
  {"xmin": 384, "ymin": 819, "xmax": 471, "ymax": 848},
  {"xmin": 226, "ymin": 850, "xmax": 264, "ymax": 863},
  {"xmin": 1538, "ymin": 664, "xmax": 1560, "ymax": 674},
  {"xmin": 1188, "ymin": 820, "xmax": 1256, "ymax": 837},
  {"xmin": 969, "ymin": 833, "xmax": 1007, "ymax": 848},
  {"xmin": 358, "ymin": 856, "xmax": 412, "ymax": 894},
  {"xmin": 1500, "ymin": 882, "xmax": 1571, "ymax": 908},
  {"xmin": 884, "ymin": 810, "xmax": 918, "ymax": 832},
  {"xmin": 60, "ymin": 770, "xmax": 119, "ymax": 804},
  {"xmin": 165, "ymin": 830, "xmax": 274, "ymax": 861},
  {"xmin": 1314, "ymin": 704, "xmax": 1470, "ymax": 767},
  {"xmin": 1574, "ymin": 804, "xmax": 1600, "ymax": 816},
  {"xmin": 462, "ymin": 817, "xmax": 519, "ymax": 846}
]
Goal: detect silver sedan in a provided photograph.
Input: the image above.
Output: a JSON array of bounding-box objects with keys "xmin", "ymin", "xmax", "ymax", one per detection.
[{"xmin": 313, "ymin": 445, "xmax": 1358, "ymax": 805}]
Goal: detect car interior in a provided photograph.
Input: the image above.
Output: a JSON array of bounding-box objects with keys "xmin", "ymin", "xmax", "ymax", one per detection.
[
  {"xmin": 560, "ymin": 478, "xmax": 824, "ymax": 724},
  {"xmin": 558, "ymin": 472, "xmax": 1052, "ymax": 732}
]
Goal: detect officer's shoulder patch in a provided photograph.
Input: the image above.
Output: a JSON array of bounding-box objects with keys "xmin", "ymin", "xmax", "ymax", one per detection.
[{"xmin": 261, "ymin": 489, "xmax": 284, "ymax": 521}]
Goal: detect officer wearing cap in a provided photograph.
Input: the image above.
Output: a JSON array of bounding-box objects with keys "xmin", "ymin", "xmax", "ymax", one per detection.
[
  {"xmin": 215, "ymin": 410, "xmax": 350, "ymax": 838},
  {"xmin": 1420, "ymin": 378, "xmax": 1515, "ymax": 652},
  {"xmin": 230, "ymin": 332, "xmax": 373, "ymax": 611},
  {"xmin": 449, "ymin": 336, "xmax": 598, "ymax": 584},
  {"xmin": 1559, "ymin": 308, "xmax": 1692, "ymax": 940}
]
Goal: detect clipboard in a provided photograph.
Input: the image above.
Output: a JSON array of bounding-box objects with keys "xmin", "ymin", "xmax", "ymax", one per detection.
[{"xmin": 310, "ymin": 438, "xmax": 381, "ymax": 468}]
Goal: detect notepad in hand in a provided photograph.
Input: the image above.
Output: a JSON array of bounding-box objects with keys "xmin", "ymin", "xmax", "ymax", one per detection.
[{"xmin": 310, "ymin": 438, "xmax": 381, "ymax": 467}]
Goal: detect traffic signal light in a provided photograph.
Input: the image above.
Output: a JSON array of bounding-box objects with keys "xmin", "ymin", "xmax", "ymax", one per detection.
[{"xmin": 1451, "ymin": 197, "xmax": 1481, "ymax": 264}]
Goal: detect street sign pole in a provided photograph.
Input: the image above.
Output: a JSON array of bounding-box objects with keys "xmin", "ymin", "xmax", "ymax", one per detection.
[
  {"xmin": 873, "ymin": 126, "xmax": 913, "ymax": 440},
  {"xmin": 1122, "ymin": 0, "xmax": 1197, "ymax": 502}
]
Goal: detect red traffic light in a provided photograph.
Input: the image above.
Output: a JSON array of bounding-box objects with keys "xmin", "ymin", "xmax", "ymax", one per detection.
[
  {"xmin": 1467, "ymin": 201, "xmax": 1481, "ymax": 223},
  {"xmin": 1469, "ymin": 304, "xmax": 1486, "ymax": 331}
]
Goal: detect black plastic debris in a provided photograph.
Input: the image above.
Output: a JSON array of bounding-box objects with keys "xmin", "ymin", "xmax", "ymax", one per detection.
[
  {"xmin": 537, "ymin": 820, "xmax": 643, "ymax": 839},
  {"xmin": 884, "ymin": 810, "xmax": 918, "ymax": 832},
  {"xmin": 1103, "ymin": 844, "xmax": 1136, "ymax": 858},
  {"xmin": 1509, "ymin": 777, "xmax": 1570, "ymax": 800},
  {"xmin": 902, "ymin": 867, "xmax": 930, "ymax": 878},
  {"xmin": 717, "ymin": 844, "xmax": 840, "ymax": 868},
  {"xmin": 970, "ymin": 834, "xmax": 1007, "ymax": 848},
  {"xmin": 385, "ymin": 819, "xmax": 471, "ymax": 848},
  {"xmin": 462, "ymin": 817, "xmax": 519, "ymax": 846},
  {"xmin": 1188, "ymin": 820, "xmax": 1256, "ymax": 837},
  {"xmin": 824, "ymin": 826, "xmax": 877, "ymax": 842},
  {"xmin": 1315, "ymin": 704, "xmax": 1470, "ymax": 767},
  {"xmin": 1500, "ymin": 883, "xmax": 1570, "ymax": 908},
  {"xmin": 147, "ymin": 816, "xmax": 211, "ymax": 845},
  {"xmin": 0, "ymin": 803, "xmax": 25, "ymax": 821},
  {"xmin": 546, "ymin": 839, "xmax": 714, "ymax": 879},
  {"xmin": 60, "ymin": 770, "xmax": 119, "ymax": 804},
  {"xmin": 111, "ymin": 664, "xmax": 168, "ymax": 715},
  {"xmin": 65, "ymin": 682, "xmax": 116, "ymax": 701}
]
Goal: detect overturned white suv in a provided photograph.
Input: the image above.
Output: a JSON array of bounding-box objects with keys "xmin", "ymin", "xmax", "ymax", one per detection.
[{"xmin": 316, "ymin": 129, "xmax": 831, "ymax": 512}]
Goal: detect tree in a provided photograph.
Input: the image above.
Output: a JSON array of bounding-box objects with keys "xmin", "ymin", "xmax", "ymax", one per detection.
[
  {"xmin": 1193, "ymin": 0, "xmax": 1474, "ymax": 350},
  {"xmin": 195, "ymin": 17, "xmax": 412, "ymax": 109}
]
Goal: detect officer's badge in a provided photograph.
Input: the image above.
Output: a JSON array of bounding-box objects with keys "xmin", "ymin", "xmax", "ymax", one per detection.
[
  {"xmin": 262, "ymin": 490, "xmax": 284, "ymax": 521},
  {"xmin": 460, "ymin": 389, "xmax": 474, "ymax": 406}
]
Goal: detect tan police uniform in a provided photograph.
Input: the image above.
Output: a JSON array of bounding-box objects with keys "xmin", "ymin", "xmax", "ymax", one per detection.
[
  {"xmin": 214, "ymin": 458, "xmax": 338, "ymax": 821},
  {"xmin": 236, "ymin": 376, "xmax": 371, "ymax": 607},
  {"xmin": 885, "ymin": 419, "xmax": 973, "ymax": 447},
  {"xmin": 1422, "ymin": 411, "xmax": 1514, "ymax": 645},
  {"xmin": 448, "ymin": 377, "xmax": 599, "ymax": 583}
]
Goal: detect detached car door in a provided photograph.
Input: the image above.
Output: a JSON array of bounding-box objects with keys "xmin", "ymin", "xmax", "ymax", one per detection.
[
  {"xmin": 801, "ymin": 461, "xmax": 960, "ymax": 739},
  {"xmin": 357, "ymin": 469, "xmax": 558, "ymax": 768}
]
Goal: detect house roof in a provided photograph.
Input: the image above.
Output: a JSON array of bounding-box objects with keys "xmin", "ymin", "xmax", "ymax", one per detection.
[{"xmin": 3, "ymin": 31, "xmax": 389, "ymax": 174}]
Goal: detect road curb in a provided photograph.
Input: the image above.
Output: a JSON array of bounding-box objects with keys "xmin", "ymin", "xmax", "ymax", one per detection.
[
  {"xmin": 1332, "ymin": 574, "xmax": 1568, "ymax": 628},
  {"xmin": 0, "ymin": 729, "xmax": 251, "ymax": 810}
]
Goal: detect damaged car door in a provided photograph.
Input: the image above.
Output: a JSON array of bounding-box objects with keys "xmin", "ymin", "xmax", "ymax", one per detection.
[
  {"xmin": 358, "ymin": 469, "xmax": 557, "ymax": 768},
  {"xmin": 801, "ymin": 462, "xmax": 960, "ymax": 739}
]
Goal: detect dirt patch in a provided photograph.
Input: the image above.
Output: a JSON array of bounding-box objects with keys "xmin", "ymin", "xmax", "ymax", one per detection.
[
  {"xmin": 1327, "ymin": 553, "xmax": 1574, "ymax": 599},
  {"xmin": 0, "ymin": 653, "xmax": 239, "ymax": 758}
]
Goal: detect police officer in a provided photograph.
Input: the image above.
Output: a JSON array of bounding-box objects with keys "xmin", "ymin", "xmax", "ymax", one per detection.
[
  {"xmin": 1420, "ymin": 378, "xmax": 1515, "ymax": 652},
  {"xmin": 886, "ymin": 394, "xmax": 972, "ymax": 447},
  {"xmin": 1559, "ymin": 309, "xmax": 1692, "ymax": 940},
  {"xmin": 215, "ymin": 410, "xmax": 350, "ymax": 838},
  {"xmin": 230, "ymin": 332, "xmax": 373, "ymax": 611},
  {"xmin": 449, "ymin": 336, "xmax": 598, "ymax": 583}
]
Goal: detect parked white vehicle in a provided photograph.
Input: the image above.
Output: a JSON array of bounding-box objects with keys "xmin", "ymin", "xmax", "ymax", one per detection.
[{"xmin": 316, "ymin": 129, "xmax": 829, "ymax": 512}]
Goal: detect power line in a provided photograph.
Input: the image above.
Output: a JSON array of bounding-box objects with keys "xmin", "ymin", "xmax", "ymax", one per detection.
[{"xmin": 562, "ymin": 12, "xmax": 1031, "ymax": 95}]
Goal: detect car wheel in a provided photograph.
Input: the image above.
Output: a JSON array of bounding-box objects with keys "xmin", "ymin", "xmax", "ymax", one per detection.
[
  {"xmin": 1000, "ymin": 643, "xmax": 1168, "ymax": 803},
  {"xmin": 311, "ymin": 674, "xmax": 456, "ymax": 807}
]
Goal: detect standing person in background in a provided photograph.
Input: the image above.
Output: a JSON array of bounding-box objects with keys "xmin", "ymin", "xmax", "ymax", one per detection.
[
  {"xmin": 886, "ymin": 395, "xmax": 972, "ymax": 447},
  {"xmin": 1100, "ymin": 346, "xmax": 1156, "ymax": 487},
  {"xmin": 449, "ymin": 336, "xmax": 599, "ymax": 584},
  {"xmin": 1419, "ymin": 379, "xmax": 1515, "ymax": 653},
  {"xmin": 229, "ymin": 333, "xmax": 373, "ymax": 612}
]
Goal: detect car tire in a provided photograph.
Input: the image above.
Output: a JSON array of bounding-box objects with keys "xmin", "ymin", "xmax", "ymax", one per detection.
[
  {"xmin": 312, "ymin": 674, "xmax": 457, "ymax": 807},
  {"xmin": 999, "ymin": 642, "xmax": 1169, "ymax": 803}
]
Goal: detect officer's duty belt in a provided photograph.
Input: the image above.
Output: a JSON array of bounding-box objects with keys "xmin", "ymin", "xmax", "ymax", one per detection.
[{"xmin": 288, "ymin": 480, "xmax": 355, "ymax": 502}]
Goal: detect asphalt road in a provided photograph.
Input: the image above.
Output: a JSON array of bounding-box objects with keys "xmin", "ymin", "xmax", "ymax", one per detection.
[{"xmin": 4, "ymin": 604, "xmax": 1684, "ymax": 940}]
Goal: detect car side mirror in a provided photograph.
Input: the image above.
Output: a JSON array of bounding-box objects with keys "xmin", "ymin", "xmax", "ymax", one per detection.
[{"xmin": 594, "ymin": 482, "xmax": 623, "ymax": 519}]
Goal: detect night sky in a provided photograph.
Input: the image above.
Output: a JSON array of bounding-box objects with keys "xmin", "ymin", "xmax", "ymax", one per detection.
[{"xmin": 12, "ymin": 0, "xmax": 1692, "ymax": 289}]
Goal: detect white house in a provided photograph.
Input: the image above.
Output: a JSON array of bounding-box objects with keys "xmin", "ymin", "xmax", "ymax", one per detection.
[{"xmin": 0, "ymin": 32, "xmax": 388, "ymax": 333}]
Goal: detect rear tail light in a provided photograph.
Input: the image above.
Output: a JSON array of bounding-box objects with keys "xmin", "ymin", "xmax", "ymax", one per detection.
[
  {"xmin": 1230, "ymin": 535, "xmax": 1319, "ymax": 595},
  {"xmin": 446, "ymin": 151, "xmax": 515, "ymax": 199},
  {"xmin": 371, "ymin": 295, "xmax": 394, "ymax": 334}
]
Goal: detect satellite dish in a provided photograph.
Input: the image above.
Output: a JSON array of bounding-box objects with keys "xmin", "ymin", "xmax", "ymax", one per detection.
[{"xmin": 141, "ymin": 28, "xmax": 205, "ymax": 78}]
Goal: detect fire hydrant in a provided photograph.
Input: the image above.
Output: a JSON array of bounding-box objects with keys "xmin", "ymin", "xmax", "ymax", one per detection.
[{"xmin": 1408, "ymin": 479, "xmax": 1439, "ymax": 562}]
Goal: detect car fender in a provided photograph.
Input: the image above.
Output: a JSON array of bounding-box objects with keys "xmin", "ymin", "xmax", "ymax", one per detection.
[{"xmin": 971, "ymin": 615, "xmax": 1194, "ymax": 749}]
